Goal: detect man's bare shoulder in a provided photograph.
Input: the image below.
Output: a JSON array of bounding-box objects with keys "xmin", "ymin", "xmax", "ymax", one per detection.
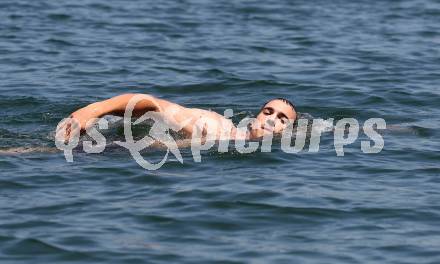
[
  {"xmin": 154, "ymin": 97, "xmax": 185, "ymax": 112},
  {"xmin": 155, "ymin": 98, "xmax": 224, "ymax": 121},
  {"xmin": 153, "ymin": 97, "xmax": 235, "ymax": 132}
]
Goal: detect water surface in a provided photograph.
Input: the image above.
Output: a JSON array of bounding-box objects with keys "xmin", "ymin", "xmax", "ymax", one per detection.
[{"xmin": 1, "ymin": 0, "xmax": 440, "ymax": 263}]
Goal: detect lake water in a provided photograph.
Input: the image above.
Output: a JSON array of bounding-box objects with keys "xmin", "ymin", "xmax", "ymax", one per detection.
[{"xmin": 1, "ymin": 0, "xmax": 440, "ymax": 263}]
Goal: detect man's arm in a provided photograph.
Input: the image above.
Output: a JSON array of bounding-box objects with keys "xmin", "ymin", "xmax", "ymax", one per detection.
[{"xmin": 57, "ymin": 93, "xmax": 164, "ymax": 141}]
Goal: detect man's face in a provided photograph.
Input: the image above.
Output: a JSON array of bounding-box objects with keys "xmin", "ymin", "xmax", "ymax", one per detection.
[{"xmin": 251, "ymin": 99, "xmax": 297, "ymax": 138}]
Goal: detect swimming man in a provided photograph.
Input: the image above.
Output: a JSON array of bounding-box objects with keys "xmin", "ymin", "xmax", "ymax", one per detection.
[{"xmin": 58, "ymin": 93, "xmax": 297, "ymax": 142}]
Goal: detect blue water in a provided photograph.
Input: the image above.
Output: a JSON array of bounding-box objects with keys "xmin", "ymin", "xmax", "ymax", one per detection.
[{"xmin": 1, "ymin": 0, "xmax": 440, "ymax": 263}]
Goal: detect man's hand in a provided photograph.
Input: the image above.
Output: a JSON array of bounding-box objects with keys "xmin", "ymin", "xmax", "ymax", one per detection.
[{"xmin": 56, "ymin": 103, "xmax": 103, "ymax": 142}]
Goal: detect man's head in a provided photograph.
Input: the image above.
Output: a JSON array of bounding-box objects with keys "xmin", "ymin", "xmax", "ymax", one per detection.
[{"xmin": 250, "ymin": 98, "xmax": 297, "ymax": 138}]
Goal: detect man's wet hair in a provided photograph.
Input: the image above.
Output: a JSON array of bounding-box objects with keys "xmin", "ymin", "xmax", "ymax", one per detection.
[{"xmin": 261, "ymin": 97, "xmax": 296, "ymax": 112}]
